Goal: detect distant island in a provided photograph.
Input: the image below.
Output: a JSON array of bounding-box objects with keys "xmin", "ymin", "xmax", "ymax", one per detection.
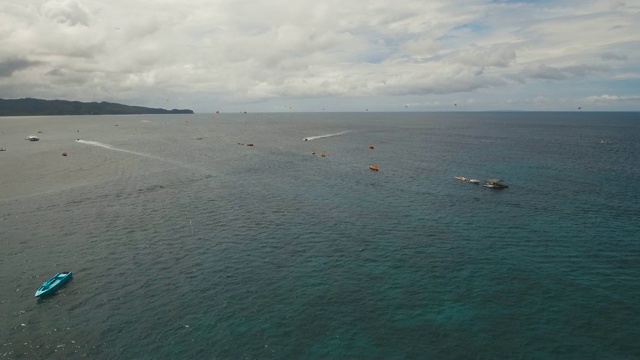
[{"xmin": 0, "ymin": 98, "xmax": 194, "ymax": 116}]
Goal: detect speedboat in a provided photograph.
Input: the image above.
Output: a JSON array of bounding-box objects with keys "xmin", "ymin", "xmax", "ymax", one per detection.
[
  {"xmin": 303, "ymin": 137, "xmax": 309, "ymax": 141},
  {"xmin": 369, "ymin": 165, "xmax": 379, "ymax": 171},
  {"xmin": 26, "ymin": 136, "xmax": 39, "ymax": 141},
  {"xmin": 35, "ymin": 271, "xmax": 72, "ymax": 297},
  {"xmin": 483, "ymin": 179, "xmax": 509, "ymax": 189}
]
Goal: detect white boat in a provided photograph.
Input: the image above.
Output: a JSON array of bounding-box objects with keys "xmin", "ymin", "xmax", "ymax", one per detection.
[
  {"xmin": 26, "ymin": 136, "xmax": 39, "ymax": 141},
  {"xmin": 469, "ymin": 179, "xmax": 480, "ymax": 184},
  {"xmin": 303, "ymin": 137, "xmax": 309, "ymax": 141}
]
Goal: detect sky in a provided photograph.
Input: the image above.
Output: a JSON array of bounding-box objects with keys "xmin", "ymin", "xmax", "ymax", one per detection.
[{"xmin": 1, "ymin": 0, "xmax": 639, "ymax": 113}]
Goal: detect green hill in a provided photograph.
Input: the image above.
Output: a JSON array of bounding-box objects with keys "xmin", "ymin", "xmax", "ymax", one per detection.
[{"xmin": 0, "ymin": 98, "xmax": 194, "ymax": 116}]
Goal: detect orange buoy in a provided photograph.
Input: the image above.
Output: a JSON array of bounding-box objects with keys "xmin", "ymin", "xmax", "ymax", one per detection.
[{"xmin": 369, "ymin": 165, "xmax": 378, "ymax": 171}]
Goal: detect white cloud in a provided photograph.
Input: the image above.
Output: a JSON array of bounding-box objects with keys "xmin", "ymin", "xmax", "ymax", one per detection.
[
  {"xmin": 41, "ymin": 0, "xmax": 91, "ymax": 26},
  {"xmin": 452, "ymin": 44, "xmax": 517, "ymax": 68},
  {"xmin": 586, "ymin": 94, "xmax": 640, "ymax": 103},
  {"xmin": 0, "ymin": 0, "xmax": 639, "ymax": 111}
]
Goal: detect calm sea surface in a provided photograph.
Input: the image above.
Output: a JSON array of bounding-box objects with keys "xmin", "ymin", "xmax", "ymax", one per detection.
[{"xmin": 1, "ymin": 112, "xmax": 639, "ymax": 359}]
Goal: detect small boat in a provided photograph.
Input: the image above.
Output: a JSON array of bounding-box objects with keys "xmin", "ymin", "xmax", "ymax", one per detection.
[
  {"xmin": 35, "ymin": 272, "xmax": 72, "ymax": 298},
  {"xmin": 62, "ymin": 152, "xmax": 68, "ymax": 156},
  {"xmin": 369, "ymin": 165, "xmax": 379, "ymax": 171},
  {"xmin": 26, "ymin": 136, "xmax": 39, "ymax": 141},
  {"xmin": 321, "ymin": 152, "xmax": 326, "ymax": 157},
  {"xmin": 246, "ymin": 143, "xmax": 254, "ymax": 146},
  {"xmin": 469, "ymin": 179, "xmax": 480, "ymax": 184},
  {"xmin": 0, "ymin": 148, "xmax": 6, "ymax": 151},
  {"xmin": 483, "ymin": 179, "xmax": 509, "ymax": 189},
  {"xmin": 303, "ymin": 137, "xmax": 309, "ymax": 141},
  {"xmin": 454, "ymin": 176, "xmax": 467, "ymax": 181},
  {"xmin": 368, "ymin": 145, "xmax": 374, "ymax": 149}
]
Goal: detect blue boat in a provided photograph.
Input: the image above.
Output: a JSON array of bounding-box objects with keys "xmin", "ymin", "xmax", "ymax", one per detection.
[{"xmin": 35, "ymin": 272, "xmax": 72, "ymax": 298}]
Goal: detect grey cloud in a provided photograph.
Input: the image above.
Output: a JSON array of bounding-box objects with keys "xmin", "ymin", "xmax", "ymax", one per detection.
[
  {"xmin": 521, "ymin": 63, "xmax": 609, "ymax": 80},
  {"xmin": 455, "ymin": 45, "xmax": 516, "ymax": 68},
  {"xmin": 46, "ymin": 68, "xmax": 65, "ymax": 76},
  {"xmin": 0, "ymin": 57, "xmax": 41, "ymax": 77},
  {"xmin": 522, "ymin": 63, "xmax": 567, "ymax": 80},
  {"xmin": 563, "ymin": 64, "xmax": 610, "ymax": 77},
  {"xmin": 601, "ymin": 52, "xmax": 628, "ymax": 61}
]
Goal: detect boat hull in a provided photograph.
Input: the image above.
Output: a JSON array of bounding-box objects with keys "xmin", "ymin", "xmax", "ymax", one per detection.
[{"xmin": 35, "ymin": 272, "xmax": 72, "ymax": 297}]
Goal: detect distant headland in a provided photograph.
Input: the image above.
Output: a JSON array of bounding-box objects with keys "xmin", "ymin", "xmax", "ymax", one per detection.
[{"xmin": 0, "ymin": 98, "xmax": 194, "ymax": 116}]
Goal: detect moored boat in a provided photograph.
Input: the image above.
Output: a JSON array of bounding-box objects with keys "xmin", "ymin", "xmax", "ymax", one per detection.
[
  {"xmin": 483, "ymin": 179, "xmax": 509, "ymax": 189},
  {"xmin": 26, "ymin": 136, "xmax": 39, "ymax": 141},
  {"xmin": 35, "ymin": 272, "xmax": 72, "ymax": 297},
  {"xmin": 469, "ymin": 179, "xmax": 480, "ymax": 184}
]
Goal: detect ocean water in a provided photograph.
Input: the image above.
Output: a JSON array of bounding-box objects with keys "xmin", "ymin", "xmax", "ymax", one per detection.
[{"xmin": 1, "ymin": 112, "xmax": 639, "ymax": 359}]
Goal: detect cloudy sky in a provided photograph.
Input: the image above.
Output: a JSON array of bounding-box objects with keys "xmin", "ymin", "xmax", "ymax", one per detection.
[{"xmin": 1, "ymin": 0, "xmax": 639, "ymax": 112}]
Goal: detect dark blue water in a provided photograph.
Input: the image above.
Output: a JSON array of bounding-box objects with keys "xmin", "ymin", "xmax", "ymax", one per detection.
[{"xmin": 1, "ymin": 112, "xmax": 639, "ymax": 359}]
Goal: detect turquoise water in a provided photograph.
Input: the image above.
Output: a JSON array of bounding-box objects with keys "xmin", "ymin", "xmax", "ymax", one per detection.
[{"xmin": 1, "ymin": 112, "xmax": 639, "ymax": 359}]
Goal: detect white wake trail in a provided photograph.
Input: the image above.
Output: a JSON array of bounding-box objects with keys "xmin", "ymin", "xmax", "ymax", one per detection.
[
  {"xmin": 304, "ymin": 131, "xmax": 350, "ymax": 141},
  {"xmin": 75, "ymin": 139, "xmax": 216, "ymax": 176},
  {"xmin": 76, "ymin": 140, "xmax": 162, "ymax": 160}
]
